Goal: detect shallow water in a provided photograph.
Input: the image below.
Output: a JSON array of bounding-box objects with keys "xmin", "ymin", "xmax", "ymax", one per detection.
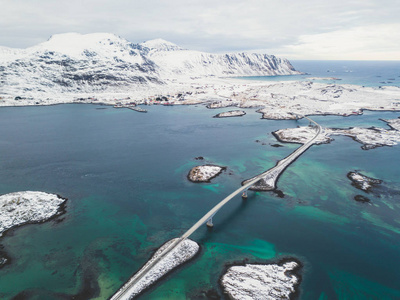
[{"xmin": 0, "ymin": 104, "xmax": 399, "ymax": 299}]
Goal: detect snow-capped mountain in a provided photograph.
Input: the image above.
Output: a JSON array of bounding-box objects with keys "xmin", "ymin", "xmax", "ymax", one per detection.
[
  {"xmin": 0, "ymin": 33, "xmax": 300, "ymax": 96},
  {"xmin": 141, "ymin": 38, "xmax": 184, "ymax": 54},
  {"xmin": 0, "ymin": 33, "xmax": 160, "ymax": 95},
  {"xmin": 140, "ymin": 39, "xmax": 299, "ymax": 77}
]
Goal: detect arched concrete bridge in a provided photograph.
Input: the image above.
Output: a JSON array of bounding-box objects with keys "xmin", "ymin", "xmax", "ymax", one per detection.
[{"xmin": 111, "ymin": 115, "xmax": 322, "ymax": 300}]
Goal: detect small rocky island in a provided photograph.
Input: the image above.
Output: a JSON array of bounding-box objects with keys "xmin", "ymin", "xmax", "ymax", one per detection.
[
  {"xmin": 273, "ymin": 119, "xmax": 400, "ymax": 150},
  {"xmin": 347, "ymin": 171, "xmax": 382, "ymax": 192},
  {"xmin": 188, "ymin": 165, "xmax": 226, "ymax": 182},
  {"xmin": 111, "ymin": 238, "xmax": 199, "ymax": 299},
  {"xmin": 221, "ymin": 259, "xmax": 302, "ymax": 299},
  {"xmin": 354, "ymin": 195, "xmax": 371, "ymax": 203},
  {"xmin": 213, "ymin": 110, "xmax": 246, "ymax": 118},
  {"xmin": 0, "ymin": 191, "xmax": 67, "ymax": 236}
]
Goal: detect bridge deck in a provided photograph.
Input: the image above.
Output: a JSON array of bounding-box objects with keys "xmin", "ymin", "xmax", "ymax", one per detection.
[{"xmin": 111, "ymin": 115, "xmax": 322, "ymax": 300}]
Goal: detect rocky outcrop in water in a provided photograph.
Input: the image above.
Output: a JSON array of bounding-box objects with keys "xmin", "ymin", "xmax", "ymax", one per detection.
[
  {"xmin": 354, "ymin": 195, "xmax": 371, "ymax": 203},
  {"xmin": 213, "ymin": 110, "xmax": 246, "ymax": 118},
  {"xmin": 0, "ymin": 191, "xmax": 67, "ymax": 236},
  {"xmin": 347, "ymin": 171, "xmax": 382, "ymax": 192},
  {"xmin": 188, "ymin": 165, "xmax": 226, "ymax": 182},
  {"xmin": 221, "ymin": 259, "xmax": 302, "ymax": 300}
]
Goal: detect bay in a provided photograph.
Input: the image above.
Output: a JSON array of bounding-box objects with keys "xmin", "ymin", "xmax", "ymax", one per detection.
[
  {"xmin": 237, "ymin": 60, "xmax": 400, "ymax": 87},
  {"xmin": 0, "ymin": 101, "xmax": 399, "ymax": 299}
]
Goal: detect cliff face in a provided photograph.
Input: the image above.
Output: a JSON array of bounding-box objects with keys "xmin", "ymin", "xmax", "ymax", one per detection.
[
  {"xmin": 141, "ymin": 38, "xmax": 299, "ymax": 77},
  {"xmin": 0, "ymin": 33, "xmax": 300, "ymax": 96}
]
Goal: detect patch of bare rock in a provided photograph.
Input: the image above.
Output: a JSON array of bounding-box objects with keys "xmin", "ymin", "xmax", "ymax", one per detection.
[{"xmin": 347, "ymin": 171, "xmax": 382, "ymax": 192}]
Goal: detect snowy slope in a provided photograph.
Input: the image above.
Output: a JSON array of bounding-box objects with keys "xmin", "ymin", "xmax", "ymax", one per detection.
[
  {"xmin": 0, "ymin": 33, "xmax": 300, "ymax": 97},
  {"xmin": 141, "ymin": 38, "xmax": 184, "ymax": 54},
  {"xmin": 140, "ymin": 39, "xmax": 300, "ymax": 77},
  {"xmin": 0, "ymin": 33, "xmax": 160, "ymax": 96}
]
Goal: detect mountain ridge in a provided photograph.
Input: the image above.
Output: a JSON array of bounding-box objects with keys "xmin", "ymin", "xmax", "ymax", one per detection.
[{"xmin": 0, "ymin": 33, "xmax": 301, "ymax": 96}]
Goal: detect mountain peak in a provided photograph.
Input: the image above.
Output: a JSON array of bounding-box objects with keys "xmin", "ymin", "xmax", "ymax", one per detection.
[
  {"xmin": 30, "ymin": 32, "xmax": 131, "ymax": 58},
  {"xmin": 140, "ymin": 39, "xmax": 183, "ymax": 52}
]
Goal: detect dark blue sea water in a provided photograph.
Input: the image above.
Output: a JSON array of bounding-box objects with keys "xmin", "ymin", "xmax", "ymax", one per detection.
[
  {"xmin": 238, "ymin": 60, "xmax": 400, "ymax": 87},
  {"xmin": 0, "ymin": 62, "xmax": 400, "ymax": 299}
]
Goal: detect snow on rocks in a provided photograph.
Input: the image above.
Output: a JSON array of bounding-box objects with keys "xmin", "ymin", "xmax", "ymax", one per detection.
[
  {"xmin": 330, "ymin": 126, "xmax": 400, "ymax": 150},
  {"xmin": 111, "ymin": 238, "xmax": 199, "ymax": 299},
  {"xmin": 213, "ymin": 110, "xmax": 246, "ymax": 118},
  {"xmin": 241, "ymin": 81, "xmax": 400, "ymax": 120},
  {"xmin": 273, "ymin": 121, "xmax": 400, "ymax": 150},
  {"xmin": 0, "ymin": 191, "xmax": 67, "ymax": 236},
  {"xmin": 347, "ymin": 171, "xmax": 382, "ymax": 192},
  {"xmin": 206, "ymin": 100, "xmax": 239, "ymax": 109},
  {"xmin": 257, "ymin": 107, "xmax": 298, "ymax": 120},
  {"xmin": 273, "ymin": 126, "xmax": 332, "ymax": 145},
  {"xmin": 221, "ymin": 260, "xmax": 301, "ymax": 300},
  {"xmin": 188, "ymin": 165, "xmax": 226, "ymax": 182},
  {"xmin": 383, "ymin": 117, "xmax": 400, "ymax": 131},
  {"xmin": 0, "ymin": 33, "xmax": 299, "ymax": 100}
]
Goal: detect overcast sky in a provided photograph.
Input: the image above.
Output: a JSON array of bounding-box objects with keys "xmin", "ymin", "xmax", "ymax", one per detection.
[{"xmin": 1, "ymin": 0, "xmax": 399, "ymax": 60}]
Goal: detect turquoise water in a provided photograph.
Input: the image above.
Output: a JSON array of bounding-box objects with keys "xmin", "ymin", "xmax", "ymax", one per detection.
[
  {"xmin": 237, "ymin": 60, "xmax": 400, "ymax": 87},
  {"xmin": 0, "ymin": 104, "xmax": 399, "ymax": 299}
]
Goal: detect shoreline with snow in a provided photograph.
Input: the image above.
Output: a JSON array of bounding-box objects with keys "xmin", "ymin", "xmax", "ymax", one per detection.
[
  {"xmin": 1, "ymin": 33, "xmax": 399, "ymax": 120},
  {"xmin": 111, "ymin": 238, "xmax": 199, "ymax": 299},
  {"xmin": 220, "ymin": 257, "xmax": 303, "ymax": 300},
  {"xmin": 0, "ymin": 191, "xmax": 67, "ymax": 267},
  {"xmin": 0, "ymin": 191, "xmax": 67, "ymax": 237},
  {"xmin": 1, "ymin": 78, "xmax": 399, "ymax": 120},
  {"xmin": 273, "ymin": 118, "xmax": 400, "ymax": 150}
]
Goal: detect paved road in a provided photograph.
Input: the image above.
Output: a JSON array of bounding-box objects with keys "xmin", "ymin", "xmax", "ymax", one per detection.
[{"xmin": 111, "ymin": 115, "xmax": 322, "ymax": 300}]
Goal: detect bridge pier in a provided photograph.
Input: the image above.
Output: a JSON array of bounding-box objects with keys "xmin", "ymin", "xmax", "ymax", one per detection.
[{"xmin": 206, "ymin": 217, "xmax": 214, "ymax": 228}]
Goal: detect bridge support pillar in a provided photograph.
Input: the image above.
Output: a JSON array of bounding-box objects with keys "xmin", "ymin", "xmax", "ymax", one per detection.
[
  {"xmin": 242, "ymin": 189, "xmax": 248, "ymax": 199},
  {"xmin": 206, "ymin": 217, "xmax": 213, "ymax": 228}
]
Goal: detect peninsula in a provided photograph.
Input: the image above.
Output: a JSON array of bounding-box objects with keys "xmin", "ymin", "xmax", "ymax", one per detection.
[{"xmin": 0, "ymin": 191, "xmax": 67, "ymax": 236}]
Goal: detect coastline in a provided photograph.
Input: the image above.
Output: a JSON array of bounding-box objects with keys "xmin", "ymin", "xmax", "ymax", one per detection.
[
  {"xmin": 0, "ymin": 89, "xmax": 400, "ymax": 299},
  {"xmin": 1, "ymin": 76, "xmax": 400, "ymax": 121},
  {"xmin": 0, "ymin": 192, "xmax": 67, "ymax": 270},
  {"xmin": 0, "ymin": 192, "xmax": 68, "ymax": 237},
  {"xmin": 1, "ymin": 62, "xmax": 400, "ymax": 299},
  {"xmin": 111, "ymin": 238, "xmax": 200, "ymax": 299}
]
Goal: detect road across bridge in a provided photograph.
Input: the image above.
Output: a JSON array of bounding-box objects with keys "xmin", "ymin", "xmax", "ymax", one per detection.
[{"xmin": 111, "ymin": 115, "xmax": 322, "ymax": 300}]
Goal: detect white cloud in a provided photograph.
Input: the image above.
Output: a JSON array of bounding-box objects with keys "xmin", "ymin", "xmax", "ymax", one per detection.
[
  {"xmin": 279, "ymin": 24, "xmax": 400, "ymax": 60},
  {"xmin": 0, "ymin": 0, "xmax": 399, "ymax": 60}
]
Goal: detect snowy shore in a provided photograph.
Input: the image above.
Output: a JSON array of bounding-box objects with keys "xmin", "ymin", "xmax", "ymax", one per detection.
[
  {"xmin": 221, "ymin": 259, "xmax": 302, "ymax": 300},
  {"xmin": 1, "ymin": 79, "xmax": 400, "ymax": 120},
  {"xmin": 111, "ymin": 238, "xmax": 199, "ymax": 299},
  {"xmin": 273, "ymin": 118, "xmax": 400, "ymax": 149},
  {"xmin": 0, "ymin": 191, "xmax": 67, "ymax": 236},
  {"xmin": 1, "ymin": 34, "xmax": 400, "ymax": 122}
]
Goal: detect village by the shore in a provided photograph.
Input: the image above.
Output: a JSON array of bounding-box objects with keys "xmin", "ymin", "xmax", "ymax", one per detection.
[{"xmin": 1, "ymin": 77, "xmax": 400, "ymax": 119}]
